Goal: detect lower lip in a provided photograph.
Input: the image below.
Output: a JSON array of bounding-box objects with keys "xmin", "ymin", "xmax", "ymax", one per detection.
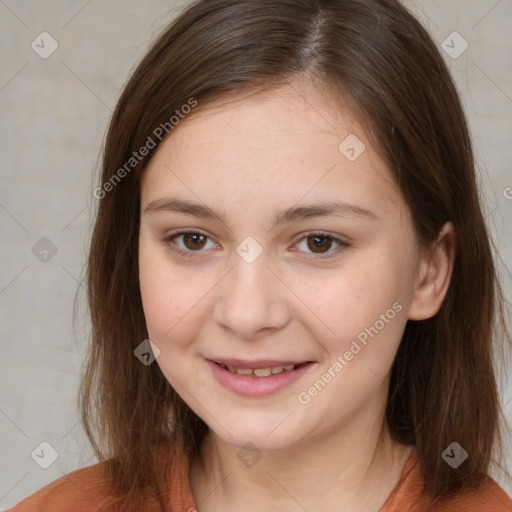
[{"xmin": 206, "ymin": 360, "xmax": 314, "ymax": 397}]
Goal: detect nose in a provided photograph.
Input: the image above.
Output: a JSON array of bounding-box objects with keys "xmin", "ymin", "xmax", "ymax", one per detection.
[{"xmin": 213, "ymin": 251, "xmax": 291, "ymax": 340}]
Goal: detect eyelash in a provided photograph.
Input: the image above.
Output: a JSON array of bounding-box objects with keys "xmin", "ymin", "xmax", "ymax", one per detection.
[{"xmin": 162, "ymin": 230, "xmax": 350, "ymax": 260}]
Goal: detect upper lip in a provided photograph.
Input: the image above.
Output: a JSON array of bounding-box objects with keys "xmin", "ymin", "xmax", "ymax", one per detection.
[{"xmin": 208, "ymin": 358, "xmax": 312, "ymax": 369}]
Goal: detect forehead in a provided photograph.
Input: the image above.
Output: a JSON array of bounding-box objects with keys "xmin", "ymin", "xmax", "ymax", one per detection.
[
  {"xmin": 160, "ymin": 80, "xmax": 359, "ymax": 153},
  {"xmin": 140, "ymin": 81, "xmax": 403, "ymax": 220}
]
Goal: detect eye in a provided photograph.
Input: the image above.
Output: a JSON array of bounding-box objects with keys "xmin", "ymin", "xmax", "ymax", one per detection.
[
  {"xmin": 294, "ymin": 232, "xmax": 349, "ymax": 258},
  {"xmin": 163, "ymin": 230, "xmax": 349, "ymax": 259},
  {"xmin": 164, "ymin": 230, "xmax": 218, "ymax": 257}
]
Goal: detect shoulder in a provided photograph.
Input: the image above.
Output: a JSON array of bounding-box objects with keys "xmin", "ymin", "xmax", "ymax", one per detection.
[
  {"xmin": 383, "ymin": 447, "xmax": 512, "ymax": 512},
  {"xmin": 429, "ymin": 479, "xmax": 512, "ymax": 511},
  {"xmin": 5, "ymin": 441, "xmax": 196, "ymax": 512},
  {"xmin": 5, "ymin": 461, "xmax": 118, "ymax": 512}
]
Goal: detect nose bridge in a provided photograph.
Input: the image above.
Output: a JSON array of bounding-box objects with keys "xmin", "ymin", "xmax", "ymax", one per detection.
[{"xmin": 213, "ymin": 239, "xmax": 289, "ymax": 338}]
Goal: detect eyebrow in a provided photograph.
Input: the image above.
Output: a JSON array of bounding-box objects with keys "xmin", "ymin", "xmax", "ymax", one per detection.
[{"xmin": 144, "ymin": 197, "xmax": 380, "ymax": 228}]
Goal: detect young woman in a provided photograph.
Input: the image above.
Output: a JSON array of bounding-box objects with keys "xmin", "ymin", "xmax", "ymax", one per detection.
[{"xmin": 8, "ymin": 0, "xmax": 512, "ymax": 510}]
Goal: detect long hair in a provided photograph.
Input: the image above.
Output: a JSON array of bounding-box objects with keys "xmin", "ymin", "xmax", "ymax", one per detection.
[{"xmin": 79, "ymin": 0, "xmax": 511, "ymax": 510}]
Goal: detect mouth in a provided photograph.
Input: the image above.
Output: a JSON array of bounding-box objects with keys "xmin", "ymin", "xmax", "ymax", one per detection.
[
  {"xmin": 211, "ymin": 360, "xmax": 311, "ymax": 377},
  {"xmin": 206, "ymin": 358, "xmax": 315, "ymax": 396}
]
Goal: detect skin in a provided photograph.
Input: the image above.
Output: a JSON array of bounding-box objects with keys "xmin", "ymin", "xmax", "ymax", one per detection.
[{"xmin": 138, "ymin": 78, "xmax": 455, "ymax": 512}]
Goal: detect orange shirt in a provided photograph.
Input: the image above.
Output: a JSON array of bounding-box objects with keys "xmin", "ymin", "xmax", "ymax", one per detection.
[{"xmin": 6, "ymin": 445, "xmax": 512, "ymax": 511}]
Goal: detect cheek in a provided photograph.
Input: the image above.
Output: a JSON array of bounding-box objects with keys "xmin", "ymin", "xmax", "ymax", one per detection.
[
  {"xmin": 138, "ymin": 243, "xmax": 221, "ymax": 365},
  {"xmin": 138, "ymin": 244, "xmax": 195, "ymax": 346},
  {"xmin": 291, "ymin": 257, "xmax": 407, "ymax": 364}
]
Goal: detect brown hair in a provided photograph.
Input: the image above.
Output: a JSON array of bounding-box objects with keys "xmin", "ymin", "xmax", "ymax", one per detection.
[{"xmin": 79, "ymin": 0, "xmax": 511, "ymax": 510}]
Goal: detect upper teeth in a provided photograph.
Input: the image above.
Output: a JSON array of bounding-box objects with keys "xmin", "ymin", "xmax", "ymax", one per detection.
[{"xmin": 222, "ymin": 364, "xmax": 297, "ymax": 377}]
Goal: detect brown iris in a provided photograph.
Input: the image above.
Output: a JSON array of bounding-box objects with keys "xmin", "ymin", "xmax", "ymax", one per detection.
[
  {"xmin": 182, "ymin": 233, "xmax": 207, "ymax": 250},
  {"xmin": 307, "ymin": 235, "xmax": 332, "ymax": 254}
]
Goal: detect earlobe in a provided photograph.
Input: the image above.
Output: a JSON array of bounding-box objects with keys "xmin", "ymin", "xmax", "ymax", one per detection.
[{"xmin": 408, "ymin": 222, "xmax": 456, "ymax": 321}]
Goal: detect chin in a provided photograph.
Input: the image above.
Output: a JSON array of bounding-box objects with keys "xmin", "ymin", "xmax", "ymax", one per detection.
[{"xmin": 208, "ymin": 414, "xmax": 309, "ymax": 452}]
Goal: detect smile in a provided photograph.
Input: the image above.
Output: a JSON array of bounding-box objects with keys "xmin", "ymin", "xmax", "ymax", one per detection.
[
  {"xmin": 218, "ymin": 362, "xmax": 303, "ymax": 377},
  {"xmin": 206, "ymin": 359, "xmax": 315, "ymax": 397}
]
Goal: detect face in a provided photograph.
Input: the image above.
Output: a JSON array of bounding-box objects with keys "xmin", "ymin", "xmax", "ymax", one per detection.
[{"xmin": 138, "ymin": 80, "xmax": 423, "ymax": 451}]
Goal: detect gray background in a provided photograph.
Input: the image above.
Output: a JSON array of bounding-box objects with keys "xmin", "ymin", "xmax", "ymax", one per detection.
[{"xmin": 1, "ymin": 0, "xmax": 511, "ymax": 509}]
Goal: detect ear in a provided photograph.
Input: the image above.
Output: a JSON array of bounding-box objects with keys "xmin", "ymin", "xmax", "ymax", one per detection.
[{"xmin": 408, "ymin": 222, "xmax": 456, "ymax": 321}]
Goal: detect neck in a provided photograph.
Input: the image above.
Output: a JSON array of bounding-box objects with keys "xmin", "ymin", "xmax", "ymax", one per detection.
[{"xmin": 190, "ymin": 396, "xmax": 413, "ymax": 512}]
